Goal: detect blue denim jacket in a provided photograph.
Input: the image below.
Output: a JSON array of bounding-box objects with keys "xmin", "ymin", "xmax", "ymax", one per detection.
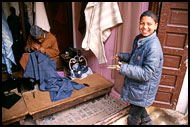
[{"xmin": 119, "ymin": 32, "xmax": 164, "ymax": 107}]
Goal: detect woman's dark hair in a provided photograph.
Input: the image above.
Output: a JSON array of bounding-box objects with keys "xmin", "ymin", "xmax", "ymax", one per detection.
[{"xmin": 140, "ymin": 10, "xmax": 158, "ymax": 23}]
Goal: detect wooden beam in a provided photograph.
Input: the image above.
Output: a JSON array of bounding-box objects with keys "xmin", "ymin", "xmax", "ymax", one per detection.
[{"xmin": 19, "ymin": 2, "xmax": 26, "ymax": 42}]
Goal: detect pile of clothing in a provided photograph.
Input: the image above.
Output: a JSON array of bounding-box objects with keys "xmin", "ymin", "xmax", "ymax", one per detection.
[{"xmin": 24, "ymin": 51, "xmax": 86, "ymax": 102}]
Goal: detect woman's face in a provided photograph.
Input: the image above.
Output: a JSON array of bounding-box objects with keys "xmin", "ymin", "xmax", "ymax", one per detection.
[{"xmin": 139, "ymin": 16, "xmax": 158, "ymax": 37}]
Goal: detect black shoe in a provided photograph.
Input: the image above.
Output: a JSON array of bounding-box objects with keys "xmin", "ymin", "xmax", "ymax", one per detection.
[
  {"xmin": 127, "ymin": 114, "xmax": 139, "ymax": 125},
  {"xmin": 140, "ymin": 117, "xmax": 154, "ymax": 125},
  {"xmin": 140, "ymin": 120, "xmax": 154, "ymax": 125}
]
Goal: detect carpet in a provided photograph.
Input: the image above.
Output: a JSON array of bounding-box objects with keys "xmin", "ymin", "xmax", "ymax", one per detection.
[{"xmin": 34, "ymin": 95, "xmax": 129, "ymax": 125}]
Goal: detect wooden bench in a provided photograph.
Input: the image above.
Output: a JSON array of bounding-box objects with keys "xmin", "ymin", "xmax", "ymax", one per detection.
[
  {"xmin": 2, "ymin": 89, "xmax": 28, "ymax": 125},
  {"xmin": 22, "ymin": 73, "xmax": 113, "ymax": 120}
]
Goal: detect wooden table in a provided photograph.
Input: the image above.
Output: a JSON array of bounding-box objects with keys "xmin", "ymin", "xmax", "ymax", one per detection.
[
  {"xmin": 2, "ymin": 89, "xmax": 28, "ymax": 125},
  {"xmin": 22, "ymin": 73, "xmax": 113, "ymax": 120}
]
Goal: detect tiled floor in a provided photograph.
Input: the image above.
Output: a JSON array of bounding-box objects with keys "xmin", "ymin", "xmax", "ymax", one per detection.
[{"xmin": 22, "ymin": 95, "xmax": 128, "ymax": 125}]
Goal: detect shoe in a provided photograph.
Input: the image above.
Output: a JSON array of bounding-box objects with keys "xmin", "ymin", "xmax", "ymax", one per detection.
[
  {"xmin": 140, "ymin": 120, "xmax": 154, "ymax": 125},
  {"xmin": 139, "ymin": 115, "xmax": 154, "ymax": 125},
  {"xmin": 127, "ymin": 114, "xmax": 139, "ymax": 125}
]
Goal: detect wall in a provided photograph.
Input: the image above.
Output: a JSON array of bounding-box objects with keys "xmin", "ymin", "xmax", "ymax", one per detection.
[
  {"xmin": 176, "ymin": 68, "xmax": 188, "ymax": 114},
  {"xmin": 72, "ymin": 2, "xmax": 83, "ymax": 49}
]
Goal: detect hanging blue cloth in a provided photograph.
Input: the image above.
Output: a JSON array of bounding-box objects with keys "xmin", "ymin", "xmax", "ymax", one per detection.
[
  {"xmin": 24, "ymin": 51, "xmax": 86, "ymax": 102},
  {"xmin": 2, "ymin": 9, "xmax": 16, "ymax": 74}
]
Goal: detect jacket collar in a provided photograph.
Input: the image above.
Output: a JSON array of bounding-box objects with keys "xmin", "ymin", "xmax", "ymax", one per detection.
[{"xmin": 137, "ymin": 31, "xmax": 157, "ymax": 48}]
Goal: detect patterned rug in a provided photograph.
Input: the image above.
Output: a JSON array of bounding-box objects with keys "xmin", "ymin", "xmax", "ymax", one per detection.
[{"xmin": 32, "ymin": 95, "xmax": 129, "ymax": 125}]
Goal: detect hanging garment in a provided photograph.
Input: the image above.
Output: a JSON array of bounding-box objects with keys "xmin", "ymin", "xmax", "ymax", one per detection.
[
  {"xmin": 2, "ymin": 9, "xmax": 16, "ymax": 74},
  {"xmin": 82, "ymin": 2, "xmax": 123, "ymax": 64},
  {"xmin": 34, "ymin": 2, "xmax": 50, "ymax": 32},
  {"xmin": 24, "ymin": 51, "xmax": 85, "ymax": 102}
]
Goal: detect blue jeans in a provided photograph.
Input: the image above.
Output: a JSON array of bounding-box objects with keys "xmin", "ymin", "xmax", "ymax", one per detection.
[{"xmin": 127, "ymin": 104, "xmax": 152, "ymax": 125}]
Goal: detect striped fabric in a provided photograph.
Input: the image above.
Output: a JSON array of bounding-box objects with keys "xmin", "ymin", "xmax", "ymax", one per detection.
[
  {"xmin": 82, "ymin": 2, "xmax": 123, "ymax": 64},
  {"xmin": 2, "ymin": 10, "xmax": 16, "ymax": 74}
]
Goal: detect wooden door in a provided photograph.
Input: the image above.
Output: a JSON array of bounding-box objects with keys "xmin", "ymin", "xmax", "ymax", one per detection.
[
  {"xmin": 44, "ymin": 2, "xmax": 73, "ymax": 54},
  {"xmin": 152, "ymin": 2, "xmax": 188, "ymax": 109}
]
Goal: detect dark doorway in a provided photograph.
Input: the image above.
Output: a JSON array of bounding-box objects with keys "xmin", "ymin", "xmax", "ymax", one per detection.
[{"xmin": 44, "ymin": 2, "xmax": 73, "ymax": 54}]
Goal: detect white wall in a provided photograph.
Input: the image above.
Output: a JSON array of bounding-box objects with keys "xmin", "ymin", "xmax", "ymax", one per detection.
[{"xmin": 176, "ymin": 67, "xmax": 188, "ymax": 114}]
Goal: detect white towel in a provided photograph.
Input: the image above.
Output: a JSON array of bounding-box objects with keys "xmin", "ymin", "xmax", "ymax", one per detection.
[
  {"xmin": 82, "ymin": 2, "xmax": 123, "ymax": 64},
  {"xmin": 34, "ymin": 2, "xmax": 50, "ymax": 32}
]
